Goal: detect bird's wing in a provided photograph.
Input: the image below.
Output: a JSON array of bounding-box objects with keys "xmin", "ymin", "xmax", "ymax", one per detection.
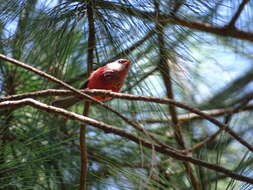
[
  {"xmin": 80, "ymin": 79, "xmax": 89, "ymax": 89},
  {"xmin": 102, "ymin": 69, "xmax": 119, "ymax": 80}
]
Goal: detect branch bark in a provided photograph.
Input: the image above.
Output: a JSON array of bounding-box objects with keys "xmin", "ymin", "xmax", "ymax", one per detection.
[
  {"xmin": 140, "ymin": 105, "xmax": 253, "ymax": 123},
  {"xmin": 1, "ymin": 98, "xmax": 253, "ymax": 184},
  {"xmin": 90, "ymin": 0, "xmax": 253, "ymax": 42},
  {"xmin": 227, "ymin": 0, "xmax": 249, "ymax": 28},
  {"xmin": 79, "ymin": 1, "xmax": 96, "ymax": 189},
  {"xmin": 156, "ymin": 20, "xmax": 200, "ymax": 189},
  {"xmin": 1, "ymin": 88, "xmax": 253, "ymax": 154}
]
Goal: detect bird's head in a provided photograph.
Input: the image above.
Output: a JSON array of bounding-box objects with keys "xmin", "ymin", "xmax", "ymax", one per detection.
[{"xmin": 106, "ymin": 59, "xmax": 131, "ymax": 72}]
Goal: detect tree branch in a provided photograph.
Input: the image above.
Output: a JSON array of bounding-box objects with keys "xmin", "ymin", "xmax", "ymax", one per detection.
[
  {"xmin": 1, "ymin": 88, "xmax": 253, "ymax": 153},
  {"xmin": 166, "ymin": 16, "xmax": 253, "ymax": 42},
  {"xmin": 1, "ymin": 89, "xmax": 253, "ymax": 124},
  {"xmin": 1, "ymin": 98, "xmax": 253, "ymax": 184},
  {"xmin": 0, "ymin": 54, "xmax": 173, "ymax": 153},
  {"xmin": 123, "ymin": 67, "xmax": 157, "ymax": 92},
  {"xmin": 91, "ymin": 0, "xmax": 253, "ymax": 42},
  {"xmin": 79, "ymin": 1, "xmax": 96, "ymax": 189},
  {"xmin": 155, "ymin": 0, "xmax": 200, "ymax": 187},
  {"xmin": 227, "ymin": 0, "xmax": 249, "ymax": 28},
  {"xmin": 140, "ymin": 105, "xmax": 253, "ymax": 123}
]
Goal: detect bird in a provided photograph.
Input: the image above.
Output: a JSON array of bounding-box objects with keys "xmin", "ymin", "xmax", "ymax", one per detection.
[{"xmin": 52, "ymin": 59, "xmax": 131, "ymax": 108}]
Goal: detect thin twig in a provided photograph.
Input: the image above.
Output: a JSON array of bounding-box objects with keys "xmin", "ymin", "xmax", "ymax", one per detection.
[
  {"xmin": 182, "ymin": 129, "xmax": 223, "ymax": 154},
  {"xmin": 227, "ymin": 0, "xmax": 249, "ymax": 28},
  {"xmin": 1, "ymin": 98, "xmax": 253, "ymax": 184},
  {"xmin": 140, "ymin": 105, "xmax": 253, "ymax": 123},
  {"xmin": 156, "ymin": 18, "xmax": 200, "ymax": 189},
  {"xmin": 182, "ymin": 93, "xmax": 253, "ymax": 153},
  {"xmin": 123, "ymin": 67, "xmax": 157, "ymax": 92}
]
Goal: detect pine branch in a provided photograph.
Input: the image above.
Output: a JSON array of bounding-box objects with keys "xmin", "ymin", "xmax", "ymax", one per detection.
[
  {"xmin": 1, "ymin": 88, "xmax": 253, "ymax": 154},
  {"xmin": 79, "ymin": 1, "xmax": 96, "ymax": 189},
  {"xmin": 155, "ymin": 1, "xmax": 201, "ymax": 185},
  {"xmin": 156, "ymin": 20, "xmax": 200, "ymax": 189},
  {"xmin": 1, "ymin": 98, "xmax": 253, "ymax": 184},
  {"xmin": 1, "ymin": 89, "xmax": 253, "ymax": 126},
  {"xmin": 2, "ymin": 89, "xmax": 253, "ymax": 123},
  {"xmin": 0, "ymin": 53, "xmax": 172, "ymax": 154},
  {"xmin": 123, "ymin": 67, "xmax": 157, "ymax": 92},
  {"xmin": 227, "ymin": 0, "xmax": 250, "ymax": 28},
  {"xmin": 88, "ymin": 0, "xmax": 253, "ymax": 42},
  {"xmin": 141, "ymin": 105, "xmax": 253, "ymax": 123},
  {"xmin": 1, "ymin": 50, "xmax": 253, "ymax": 162}
]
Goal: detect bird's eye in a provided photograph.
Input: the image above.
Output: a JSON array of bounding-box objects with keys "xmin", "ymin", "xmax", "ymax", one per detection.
[{"xmin": 118, "ymin": 59, "xmax": 128, "ymax": 64}]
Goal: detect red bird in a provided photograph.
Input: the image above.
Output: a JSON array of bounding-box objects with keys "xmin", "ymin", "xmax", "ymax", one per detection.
[{"xmin": 53, "ymin": 59, "xmax": 131, "ymax": 108}]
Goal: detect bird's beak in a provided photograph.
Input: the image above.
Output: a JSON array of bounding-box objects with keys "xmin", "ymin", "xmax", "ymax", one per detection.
[
  {"xmin": 125, "ymin": 61, "xmax": 131, "ymax": 69},
  {"xmin": 124, "ymin": 59, "xmax": 131, "ymax": 67},
  {"xmin": 117, "ymin": 59, "xmax": 131, "ymax": 69}
]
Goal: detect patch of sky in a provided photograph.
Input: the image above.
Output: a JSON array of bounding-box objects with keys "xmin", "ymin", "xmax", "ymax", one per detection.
[
  {"xmin": 3, "ymin": 18, "xmax": 18, "ymax": 38},
  {"xmin": 188, "ymin": 32, "xmax": 252, "ymax": 103},
  {"xmin": 36, "ymin": 0, "xmax": 59, "ymax": 10},
  {"xmin": 3, "ymin": 0, "xmax": 60, "ymax": 38}
]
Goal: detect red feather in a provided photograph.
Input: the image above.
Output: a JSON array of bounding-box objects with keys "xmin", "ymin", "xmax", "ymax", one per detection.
[
  {"xmin": 52, "ymin": 59, "xmax": 131, "ymax": 108},
  {"xmin": 85, "ymin": 59, "xmax": 131, "ymax": 101}
]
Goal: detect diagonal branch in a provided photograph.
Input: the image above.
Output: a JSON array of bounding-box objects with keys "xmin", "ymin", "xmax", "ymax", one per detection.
[
  {"xmin": 183, "ymin": 92, "xmax": 253, "ymax": 153},
  {"xmin": 166, "ymin": 16, "xmax": 253, "ymax": 42},
  {"xmin": 1, "ymin": 98, "xmax": 253, "ymax": 184},
  {"xmin": 123, "ymin": 67, "xmax": 158, "ymax": 92},
  {"xmin": 202, "ymin": 67, "xmax": 253, "ymax": 109},
  {"xmin": 156, "ymin": 19, "xmax": 200, "ymax": 189},
  {"xmin": 89, "ymin": 0, "xmax": 253, "ymax": 42},
  {"xmin": 1, "ymin": 88, "xmax": 253, "ymax": 153},
  {"xmin": 227, "ymin": 0, "xmax": 250, "ymax": 28}
]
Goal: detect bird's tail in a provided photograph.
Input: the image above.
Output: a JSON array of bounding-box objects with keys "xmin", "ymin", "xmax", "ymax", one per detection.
[{"xmin": 52, "ymin": 96, "xmax": 80, "ymax": 109}]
